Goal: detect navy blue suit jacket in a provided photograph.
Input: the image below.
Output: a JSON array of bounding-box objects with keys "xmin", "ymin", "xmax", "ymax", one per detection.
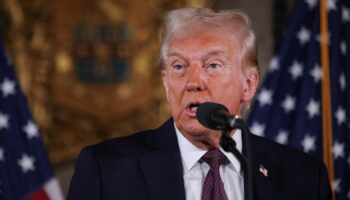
[{"xmin": 67, "ymin": 118, "xmax": 332, "ymax": 200}]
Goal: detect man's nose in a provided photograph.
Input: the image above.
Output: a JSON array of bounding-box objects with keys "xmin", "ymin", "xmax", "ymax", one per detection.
[{"xmin": 185, "ymin": 65, "xmax": 206, "ymax": 92}]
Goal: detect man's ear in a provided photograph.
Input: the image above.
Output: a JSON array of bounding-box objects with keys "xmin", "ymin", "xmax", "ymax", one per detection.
[{"xmin": 241, "ymin": 67, "xmax": 259, "ymax": 102}]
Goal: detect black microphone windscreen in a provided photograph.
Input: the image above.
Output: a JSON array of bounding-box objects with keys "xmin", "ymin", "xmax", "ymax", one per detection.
[{"xmin": 196, "ymin": 102, "xmax": 229, "ymax": 130}]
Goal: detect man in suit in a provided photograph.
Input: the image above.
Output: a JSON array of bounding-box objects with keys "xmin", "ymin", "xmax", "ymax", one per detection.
[{"xmin": 67, "ymin": 8, "xmax": 332, "ymax": 200}]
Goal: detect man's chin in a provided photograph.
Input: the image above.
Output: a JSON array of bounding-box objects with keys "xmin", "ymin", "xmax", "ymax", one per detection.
[
  {"xmin": 175, "ymin": 116, "xmax": 213, "ymax": 135},
  {"xmin": 179, "ymin": 123, "xmax": 211, "ymax": 136}
]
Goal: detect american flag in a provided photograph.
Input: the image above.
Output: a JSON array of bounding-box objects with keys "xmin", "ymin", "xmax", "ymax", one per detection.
[
  {"xmin": 0, "ymin": 38, "xmax": 63, "ymax": 199},
  {"xmin": 248, "ymin": 0, "xmax": 350, "ymax": 199}
]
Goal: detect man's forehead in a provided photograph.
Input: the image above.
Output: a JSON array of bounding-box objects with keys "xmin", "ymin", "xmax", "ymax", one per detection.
[{"xmin": 167, "ymin": 31, "xmax": 241, "ymax": 52}]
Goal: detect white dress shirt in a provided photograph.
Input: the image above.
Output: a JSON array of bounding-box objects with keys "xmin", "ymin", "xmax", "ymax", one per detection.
[{"xmin": 175, "ymin": 124, "xmax": 244, "ymax": 200}]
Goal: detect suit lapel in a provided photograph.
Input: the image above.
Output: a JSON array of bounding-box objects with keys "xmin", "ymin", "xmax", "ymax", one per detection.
[
  {"xmin": 139, "ymin": 118, "xmax": 186, "ymax": 200},
  {"xmin": 249, "ymin": 134, "xmax": 276, "ymax": 200},
  {"xmin": 140, "ymin": 151, "xmax": 185, "ymax": 200},
  {"xmin": 252, "ymin": 157, "xmax": 275, "ymax": 200}
]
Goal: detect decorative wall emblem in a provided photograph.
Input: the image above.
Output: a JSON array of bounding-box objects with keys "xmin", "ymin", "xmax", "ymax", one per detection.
[{"xmin": 73, "ymin": 23, "xmax": 130, "ymax": 83}]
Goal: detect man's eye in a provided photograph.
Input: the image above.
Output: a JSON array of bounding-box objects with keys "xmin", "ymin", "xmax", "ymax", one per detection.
[
  {"xmin": 208, "ymin": 63, "xmax": 221, "ymax": 70},
  {"xmin": 173, "ymin": 64, "xmax": 184, "ymax": 71}
]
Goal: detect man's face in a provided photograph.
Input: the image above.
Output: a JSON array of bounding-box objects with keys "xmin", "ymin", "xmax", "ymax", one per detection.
[{"xmin": 162, "ymin": 30, "xmax": 258, "ymax": 146}]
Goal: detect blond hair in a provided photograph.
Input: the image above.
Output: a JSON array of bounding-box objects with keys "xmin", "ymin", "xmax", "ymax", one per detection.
[{"xmin": 160, "ymin": 7, "xmax": 259, "ymax": 74}]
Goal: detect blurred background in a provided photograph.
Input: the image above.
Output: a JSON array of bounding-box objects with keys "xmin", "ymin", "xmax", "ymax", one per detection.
[{"xmin": 0, "ymin": 0, "xmax": 295, "ymax": 196}]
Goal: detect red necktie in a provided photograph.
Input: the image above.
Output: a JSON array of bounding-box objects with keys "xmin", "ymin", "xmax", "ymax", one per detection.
[{"xmin": 201, "ymin": 148, "xmax": 229, "ymax": 200}]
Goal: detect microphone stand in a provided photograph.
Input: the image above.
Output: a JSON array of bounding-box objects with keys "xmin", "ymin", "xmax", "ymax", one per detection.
[{"xmin": 220, "ymin": 122, "xmax": 254, "ymax": 200}]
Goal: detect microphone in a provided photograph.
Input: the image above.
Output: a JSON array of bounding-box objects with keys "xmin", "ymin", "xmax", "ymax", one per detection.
[{"xmin": 196, "ymin": 102, "xmax": 245, "ymax": 130}]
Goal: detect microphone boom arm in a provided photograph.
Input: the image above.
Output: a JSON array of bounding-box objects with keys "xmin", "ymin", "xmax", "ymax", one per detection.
[{"xmin": 220, "ymin": 121, "xmax": 254, "ymax": 200}]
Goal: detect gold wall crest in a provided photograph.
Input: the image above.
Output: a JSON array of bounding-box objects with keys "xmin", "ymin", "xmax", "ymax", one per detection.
[{"xmin": 52, "ymin": 0, "xmax": 162, "ymax": 128}]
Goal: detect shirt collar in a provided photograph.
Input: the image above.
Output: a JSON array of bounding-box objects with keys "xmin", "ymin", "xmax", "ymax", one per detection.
[{"xmin": 174, "ymin": 123, "xmax": 242, "ymax": 174}]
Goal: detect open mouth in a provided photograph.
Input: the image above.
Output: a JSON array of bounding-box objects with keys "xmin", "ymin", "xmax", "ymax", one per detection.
[{"xmin": 187, "ymin": 103, "xmax": 201, "ymax": 114}]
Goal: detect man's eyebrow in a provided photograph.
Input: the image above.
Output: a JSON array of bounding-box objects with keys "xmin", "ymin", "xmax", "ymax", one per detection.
[
  {"xmin": 167, "ymin": 49, "xmax": 226, "ymax": 58},
  {"xmin": 206, "ymin": 49, "xmax": 226, "ymax": 57},
  {"xmin": 167, "ymin": 52, "xmax": 183, "ymax": 58}
]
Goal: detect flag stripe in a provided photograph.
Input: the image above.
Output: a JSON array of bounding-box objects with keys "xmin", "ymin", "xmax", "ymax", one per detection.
[
  {"xmin": 28, "ymin": 188, "xmax": 50, "ymax": 200},
  {"xmin": 44, "ymin": 178, "xmax": 64, "ymax": 200}
]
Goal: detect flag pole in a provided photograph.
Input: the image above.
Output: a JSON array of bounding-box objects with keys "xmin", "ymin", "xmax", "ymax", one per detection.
[{"xmin": 319, "ymin": 0, "xmax": 335, "ymax": 198}]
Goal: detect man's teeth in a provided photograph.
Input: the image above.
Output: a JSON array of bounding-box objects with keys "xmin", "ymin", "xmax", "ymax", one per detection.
[{"xmin": 190, "ymin": 106, "xmax": 198, "ymax": 112}]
